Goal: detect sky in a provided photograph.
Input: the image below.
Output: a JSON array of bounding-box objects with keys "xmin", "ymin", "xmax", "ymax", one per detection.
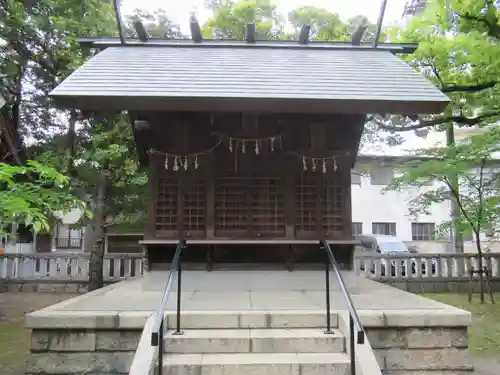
[{"xmin": 120, "ymin": 0, "xmax": 442, "ymax": 155}]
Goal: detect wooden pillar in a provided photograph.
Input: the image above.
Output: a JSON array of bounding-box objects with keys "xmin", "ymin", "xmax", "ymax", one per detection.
[
  {"xmin": 311, "ymin": 123, "xmax": 327, "ymax": 238},
  {"xmin": 145, "ymin": 162, "xmax": 158, "ymax": 240},
  {"xmin": 205, "ymin": 153, "xmax": 215, "ymax": 240}
]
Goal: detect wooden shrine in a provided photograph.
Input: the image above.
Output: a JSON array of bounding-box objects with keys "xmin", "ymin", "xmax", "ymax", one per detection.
[{"xmin": 49, "ymin": 23, "xmax": 449, "ymax": 269}]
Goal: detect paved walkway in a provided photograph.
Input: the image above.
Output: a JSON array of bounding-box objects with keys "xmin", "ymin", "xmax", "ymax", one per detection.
[{"xmin": 52, "ymin": 270, "xmax": 459, "ymax": 313}]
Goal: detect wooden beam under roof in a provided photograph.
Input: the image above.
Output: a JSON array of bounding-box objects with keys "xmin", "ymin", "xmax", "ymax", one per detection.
[
  {"xmin": 299, "ymin": 25, "xmax": 310, "ymax": 45},
  {"xmin": 76, "ymin": 37, "xmax": 419, "ymax": 54},
  {"xmin": 245, "ymin": 23, "xmax": 256, "ymax": 43},
  {"xmin": 190, "ymin": 14, "xmax": 203, "ymax": 43},
  {"xmin": 351, "ymin": 24, "xmax": 367, "ymax": 46},
  {"xmin": 134, "ymin": 20, "xmax": 149, "ymax": 42}
]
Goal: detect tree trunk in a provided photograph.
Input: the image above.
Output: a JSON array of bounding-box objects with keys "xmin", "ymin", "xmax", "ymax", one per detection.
[
  {"xmin": 475, "ymin": 232, "xmax": 485, "ymax": 304},
  {"xmin": 67, "ymin": 110, "xmax": 77, "ymax": 176},
  {"xmin": 446, "ymin": 124, "xmax": 464, "ymax": 253},
  {"xmin": 87, "ymin": 168, "xmax": 108, "ymax": 291}
]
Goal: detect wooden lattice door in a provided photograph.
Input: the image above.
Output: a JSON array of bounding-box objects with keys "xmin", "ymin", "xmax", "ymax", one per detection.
[
  {"xmin": 155, "ymin": 175, "xmax": 179, "ymax": 237},
  {"xmin": 215, "ymin": 175, "xmax": 285, "ymax": 238},
  {"xmin": 214, "ymin": 149, "xmax": 286, "ymax": 238},
  {"xmin": 250, "ymin": 177, "xmax": 285, "ymax": 237},
  {"xmin": 155, "ymin": 172, "xmax": 206, "ymax": 238},
  {"xmin": 295, "ymin": 172, "xmax": 343, "ymax": 239}
]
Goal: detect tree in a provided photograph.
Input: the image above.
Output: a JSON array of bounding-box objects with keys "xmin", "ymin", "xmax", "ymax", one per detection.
[
  {"xmin": 201, "ymin": 0, "xmax": 283, "ymax": 39},
  {"xmin": 385, "ymin": 126, "xmax": 500, "ymax": 304},
  {"xmin": 1, "ymin": 0, "xmax": 135, "ymax": 291},
  {"xmin": 31, "ymin": 113, "xmax": 148, "ymax": 290},
  {"xmin": 288, "ymin": 6, "xmax": 347, "ymax": 41},
  {"xmin": 26, "ymin": 7, "xmax": 182, "ymax": 290},
  {"xmin": 124, "ymin": 8, "xmax": 184, "ymax": 39},
  {"xmin": 0, "ymin": 160, "xmax": 86, "ymax": 238},
  {"xmin": 376, "ymin": 0, "xmax": 500, "ymax": 133},
  {"xmin": 1, "ymin": 0, "xmax": 117, "ymax": 141}
]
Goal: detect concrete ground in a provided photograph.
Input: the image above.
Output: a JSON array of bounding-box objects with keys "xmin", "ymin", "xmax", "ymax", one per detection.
[
  {"xmin": 8, "ymin": 271, "xmax": 500, "ymax": 374},
  {"xmin": 44, "ymin": 270, "xmax": 462, "ymax": 313}
]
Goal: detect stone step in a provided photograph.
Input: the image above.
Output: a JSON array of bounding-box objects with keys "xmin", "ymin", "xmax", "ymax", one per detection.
[
  {"xmin": 165, "ymin": 328, "xmax": 345, "ymax": 354},
  {"xmin": 162, "ymin": 352, "xmax": 350, "ymax": 375},
  {"xmin": 165, "ymin": 310, "xmax": 339, "ymax": 329}
]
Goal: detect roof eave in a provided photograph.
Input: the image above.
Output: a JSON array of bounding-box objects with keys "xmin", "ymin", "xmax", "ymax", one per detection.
[{"xmin": 49, "ymin": 94, "xmax": 449, "ymax": 115}]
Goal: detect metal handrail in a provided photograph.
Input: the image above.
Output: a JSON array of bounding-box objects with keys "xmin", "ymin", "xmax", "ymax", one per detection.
[
  {"xmin": 150, "ymin": 239, "xmax": 185, "ymax": 375},
  {"xmin": 320, "ymin": 239, "xmax": 365, "ymax": 375}
]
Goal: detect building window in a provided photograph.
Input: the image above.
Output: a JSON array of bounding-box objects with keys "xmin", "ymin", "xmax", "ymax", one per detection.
[
  {"xmin": 352, "ymin": 222, "xmax": 363, "ymax": 237},
  {"xmin": 372, "ymin": 222, "xmax": 396, "ymax": 236},
  {"xmin": 351, "ymin": 170, "xmax": 361, "ymax": 185},
  {"xmin": 370, "ymin": 166, "xmax": 394, "ymax": 185},
  {"xmin": 54, "ymin": 223, "xmax": 83, "ymax": 249},
  {"xmin": 411, "ymin": 223, "xmax": 435, "ymax": 241}
]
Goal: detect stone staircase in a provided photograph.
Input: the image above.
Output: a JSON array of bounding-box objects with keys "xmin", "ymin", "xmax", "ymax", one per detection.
[{"xmin": 159, "ymin": 311, "xmax": 351, "ymax": 375}]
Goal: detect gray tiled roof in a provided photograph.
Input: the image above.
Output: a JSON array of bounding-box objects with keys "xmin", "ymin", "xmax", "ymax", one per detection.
[{"xmin": 50, "ymin": 45, "xmax": 449, "ymax": 113}]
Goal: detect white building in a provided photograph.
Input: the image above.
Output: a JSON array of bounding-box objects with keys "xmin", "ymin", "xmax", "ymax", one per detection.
[
  {"xmin": 351, "ymin": 155, "xmax": 451, "ymax": 242},
  {"xmin": 351, "ymin": 126, "xmax": 500, "ymax": 253}
]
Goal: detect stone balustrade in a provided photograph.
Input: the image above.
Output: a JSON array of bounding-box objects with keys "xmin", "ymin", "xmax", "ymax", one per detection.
[
  {"xmin": 0, "ymin": 252, "xmax": 142, "ymax": 281},
  {"xmin": 354, "ymin": 252, "xmax": 500, "ymax": 293},
  {"xmin": 0, "ymin": 252, "xmax": 143, "ymax": 292},
  {"xmin": 1, "ymin": 251, "xmax": 500, "ymax": 293}
]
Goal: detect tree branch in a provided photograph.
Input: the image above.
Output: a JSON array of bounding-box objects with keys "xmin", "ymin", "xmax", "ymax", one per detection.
[
  {"xmin": 477, "ymin": 158, "xmax": 487, "ymax": 234},
  {"xmin": 460, "ymin": 12, "xmax": 500, "ymax": 40},
  {"xmin": 441, "ymin": 81, "xmax": 498, "ymax": 93},
  {"xmin": 370, "ymin": 111, "xmax": 500, "ymax": 132},
  {"xmin": 440, "ymin": 175, "xmax": 481, "ymax": 234}
]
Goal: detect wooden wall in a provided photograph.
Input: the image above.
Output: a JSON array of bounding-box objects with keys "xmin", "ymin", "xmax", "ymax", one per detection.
[{"xmin": 141, "ymin": 112, "xmax": 365, "ymax": 242}]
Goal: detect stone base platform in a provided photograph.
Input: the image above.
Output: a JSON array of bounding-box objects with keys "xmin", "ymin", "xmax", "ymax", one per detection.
[{"xmin": 25, "ymin": 270, "xmax": 473, "ymax": 375}]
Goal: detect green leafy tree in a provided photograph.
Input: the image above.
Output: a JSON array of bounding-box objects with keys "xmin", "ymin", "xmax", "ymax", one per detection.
[
  {"xmin": 27, "ymin": 5, "xmax": 181, "ymax": 291},
  {"xmin": 1, "ymin": 0, "xmax": 117, "ymax": 141},
  {"xmin": 202, "ymin": 0, "xmax": 283, "ymax": 39},
  {"xmin": 2, "ymin": 0, "xmax": 125, "ymax": 291},
  {"xmin": 0, "ymin": 160, "xmax": 87, "ymax": 238},
  {"xmin": 377, "ymin": 0, "xmax": 500, "ymax": 133},
  {"xmin": 32, "ymin": 114, "xmax": 147, "ymax": 290},
  {"xmin": 385, "ymin": 126, "xmax": 500, "ymax": 304},
  {"xmin": 125, "ymin": 8, "xmax": 184, "ymax": 39},
  {"xmin": 288, "ymin": 6, "xmax": 347, "ymax": 40},
  {"xmin": 370, "ymin": 0, "xmax": 500, "ymax": 253}
]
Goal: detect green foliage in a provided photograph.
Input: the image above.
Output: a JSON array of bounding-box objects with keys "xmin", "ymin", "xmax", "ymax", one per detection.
[
  {"xmin": 82, "ymin": 116, "xmax": 148, "ymax": 228},
  {"xmin": 124, "ymin": 8, "xmax": 184, "ymax": 39},
  {"xmin": 0, "ymin": 161, "xmax": 87, "ymax": 236},
  {"xmin": 1, "ymin": 0, "xmax": 117, "ymax": 137},
  {"xmin": 29, "ymin": 115, "xmax": 148, "ymax": 230},
  {"xmin": 382, "ymin": 0, "xmax": 500, "ymax": 133},
  {"xmin": 202, "ymin": 0, "xmax": 281, "ymax": 39},
  {"xmin": 201, "ymin": 0, "xmax": 378, "ymax": 43},
  {"xmin": 385, "ymin": 126, "xmax": 500, "ymax": 251},
  {"xmin": 2, "ymin": 0, "xmax": 149, "ymax": 240},
  {"xmin": 288, "ymin": 6, "xmax": 347, "ymax": 40}
]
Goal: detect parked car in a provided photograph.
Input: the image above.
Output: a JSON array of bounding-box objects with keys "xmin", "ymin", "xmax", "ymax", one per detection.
[{"xmin": 354, "ymin": 234, "xmax": 436, "ymax": 276}]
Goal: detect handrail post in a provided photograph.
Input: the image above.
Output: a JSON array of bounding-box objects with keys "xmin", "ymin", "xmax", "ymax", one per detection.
[
  {"xmin": 322, "ymin": 241, "xmax": 333, "ymax": 334},
  {"xmin": 173, "ymin": 240, "xmax": 184, "ymax": 336},
  {"xmin": 349, "ymin": 314, "xmax": 356, "ymax": 375}
]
